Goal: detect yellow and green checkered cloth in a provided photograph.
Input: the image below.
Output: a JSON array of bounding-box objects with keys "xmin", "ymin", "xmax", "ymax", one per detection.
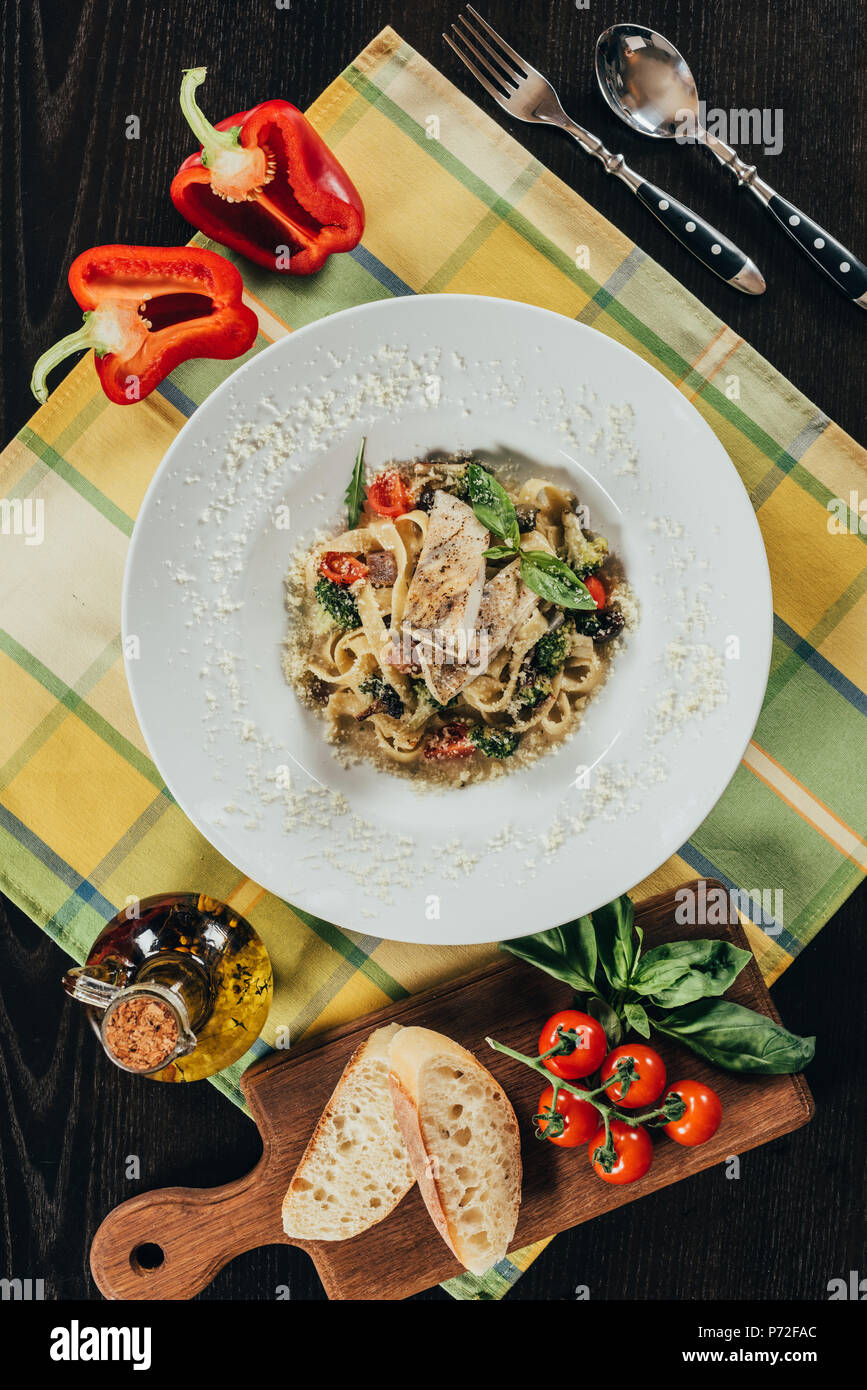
[{"xmin": 1, "ymin": 28, "xmax": 865, "ymax": 1299}]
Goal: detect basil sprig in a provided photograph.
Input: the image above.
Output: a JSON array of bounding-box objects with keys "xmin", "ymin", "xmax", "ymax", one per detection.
[
  {"xmin": 500, "ymin": 894, "xmax": 815, "ymax": 1075},
  {"xmin": 344, "ymin": 436, "xmax": 367, "ymax": 529},
  {"xmin": 593, "ymin": 897, "xmax": 642, "ymax": 991},
  {"xmin": 653, "ymin": 1000, "xmax": 816, "ymax": 1074},
  {"xmin": 467, "ymin": 464, "xmax": 596, "ymax": 611},
  {"xmin": 503, "ymin": 916, "xmax": 598, "ymax": 996},
  {"xmin": 468, "ymin": 464, "xmax": 520, "ymax": 549},
  {"xmin": 632, "ymin": 938, "xmax": 750, "ymax": 1007},
  {"xmin": 519, "ymin": 551, "xmax": 596, "ymax": 608}
]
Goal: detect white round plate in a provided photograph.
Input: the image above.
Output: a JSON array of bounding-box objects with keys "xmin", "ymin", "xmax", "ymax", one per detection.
[{"xmin": 123, "ymin": 295, "xmax": 771, "ymax": 945}]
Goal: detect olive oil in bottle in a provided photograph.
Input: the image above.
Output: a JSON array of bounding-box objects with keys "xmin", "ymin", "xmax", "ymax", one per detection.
[{"xmin": 63, "ymin": 893, "xmax": 273, "ymax": 1081}]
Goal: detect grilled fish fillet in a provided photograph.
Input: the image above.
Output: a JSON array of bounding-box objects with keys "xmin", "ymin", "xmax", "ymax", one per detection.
[
  {"xmin": 399, "ymin": 491, "xmax": 489, "ymax": 701},
  {"xmin": 427, "ymin": 555, "xmax": 540, "ymax": 703}
]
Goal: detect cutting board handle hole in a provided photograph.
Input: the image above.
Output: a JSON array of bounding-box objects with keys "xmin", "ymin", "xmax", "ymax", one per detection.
[{"xmin": 131, "ymin": 1242, "xmax": 165, "ymax": 1272}]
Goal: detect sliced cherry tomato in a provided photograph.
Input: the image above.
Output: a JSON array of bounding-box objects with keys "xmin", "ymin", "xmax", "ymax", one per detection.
[
  {"xmin": 535, "ymin": 1085, "xmax": 599, "ymax": 1147},
  {"xmin": 538, "ymin": 1009, "xmax": 608, "ymax": 1079},
  {"xmin": 663, "ymin": 1080, "xmax": 722, "ymax": 1146},
  {"xmin": 588, "ymin": 1119, "xmax": 653, "ymax": 1185},
  {"xmin": 318, "ymin": 551, "xmax": 369, "ymax": 585},
  {"xmin": 422, "ymin": 721, "xmax": 476, "ymax": 761},
  {"xmin": 584, "ymin": 575, "xmax": 606, "ymax": 609},
  {"xmin": 367, "ymin": 470, "xmax": 412, "ymax": 518},
  {"xmin": 601, "ymin": 1044, "xmax": 667, "ymax": 1108}
]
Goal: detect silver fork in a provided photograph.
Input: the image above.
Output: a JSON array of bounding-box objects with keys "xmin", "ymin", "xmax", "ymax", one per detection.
[{"xmin": 444, "ymin": 7, "xmax": 765, "ymax": 294}]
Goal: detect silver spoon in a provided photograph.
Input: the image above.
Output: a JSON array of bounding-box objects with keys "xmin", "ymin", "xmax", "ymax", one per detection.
[
  {"xmin": 595, "ymin": 23, "xmax": 867, "ymax": 308},
  {"xmin": 445, "ymin": 7, "xmax": 765, "ymax": 294}
]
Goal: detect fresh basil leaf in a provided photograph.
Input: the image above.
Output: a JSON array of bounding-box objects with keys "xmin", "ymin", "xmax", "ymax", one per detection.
[
  {"xmin": 652, "ymin": 998, "xmax": 815, "ymax": 1074},
  {"xmin": 344, "ymin": 436, "xmax": 367, "ymax": 529},
  {"xmin": 633, "ymin": 939, "xmax": 751, "ymax": 1007},
  {"xmin": 500, "ymin": 914, "xmax": 597, "ymax": 995},
  {"xmin": 519, "ymin": 551, "xmax": 597, "ymax": 609},
  {"xmin": 593, "ymin": 896, "xmax": 639, "ymax": 992},
  {"xmin": 483, "ymin": 544, "xmax": 518, "ymax": 560},
  {"xmin": 631, "ymin": 959, "xmax": 692, "ymax": 992},
  {"xmin": 587, "ymin": 995, "xmax": 622, "ymax": 1048},
  {"xmin": 623, "ymin": 1001, "xmax": 651, "ymax": 1038},
  {"xmin": 467, "ymin": 464, "xmax": 520, "ymax": 548}
]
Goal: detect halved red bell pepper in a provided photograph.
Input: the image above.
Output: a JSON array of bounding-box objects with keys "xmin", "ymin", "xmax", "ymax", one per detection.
[
  {"xmin": 170, "ymin": 67, "xmax": 364, "ymax": 276},
  {"xmin": 30, "ymin": 245, "xmax": 258, "ymax": 406}
]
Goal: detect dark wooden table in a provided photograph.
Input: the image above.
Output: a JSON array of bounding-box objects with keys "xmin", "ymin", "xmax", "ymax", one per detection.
[{"xmin": 1, "ymin": 0, "xmax": 864, "ymax": 1301}]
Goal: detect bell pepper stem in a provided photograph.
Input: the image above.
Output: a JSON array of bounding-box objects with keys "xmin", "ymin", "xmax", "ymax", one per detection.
[
  {"xmin": 179, "ymin": 67, "xmax": 241, "ymax": 165},
  {"xmin": 30, "ymin": 315, "xmax": 110, "ymax": 404}
]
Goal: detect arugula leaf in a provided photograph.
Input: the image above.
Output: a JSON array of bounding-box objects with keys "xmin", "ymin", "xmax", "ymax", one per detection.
[
  {"xmin": 623, "ymin": 1001, "xmax": 651, "ymax": 1038},
  {"xmin": 344, "ymin": 437, "xmax": 367, "ymax": 529},
  {"xmin": 467, "ymin": 463, "xmax": 521, "ymax": 548},
  {"xmin": 633, "ymin": 939, "xmax": 751, "ymax": 1007},
  {"xmin": 653, "ymin": 998, "xmax": 815, "ymax": 1074},
  {"xmin": 500, "ymin": 915, "xmax": 597, "ymax": 995},
  {"xmin": 519, "ymin": 551, "xmax": 597, "ymax": 609},
  {"xmin": 593, "ymin": 896, "xmax": 639, "ymax": 992}
]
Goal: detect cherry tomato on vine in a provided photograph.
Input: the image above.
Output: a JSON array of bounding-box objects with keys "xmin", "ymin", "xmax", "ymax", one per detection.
[
  {"xmin": 601, "ymin": 1044, "xmax": 667, "ymax": 1108},
  {"xmin": 318, "ymin": 551, "xmax": 368, "ymax": 585},
  {"xmin": 535, "ymin": 1085, "xmax": 599, "ymax": 1147},
  {"xmin": 663, "ymin": 1080, "xmax": 722, "ymax": 1146},
  {"xmin": 585, "ymin": 575, "xmax": 606, "ymax": 609},
  {"xmin": 588, "ymin": 1119, "xmax": 653, "ymax": 1185},
  {"xmin": 367, "ymin": 470, "xmax": 412, "ymax": 517},
  {"xmin": 538, "ymin": 1009, "xmax": 608, "ymax": 1079}
]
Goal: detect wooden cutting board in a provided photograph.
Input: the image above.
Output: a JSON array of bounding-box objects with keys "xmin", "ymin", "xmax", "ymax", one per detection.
[{"xmin": 90, "ymin": 883, "xmax": 813, "ymax": 1300}]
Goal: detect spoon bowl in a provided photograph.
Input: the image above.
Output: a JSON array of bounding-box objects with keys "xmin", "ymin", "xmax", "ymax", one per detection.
[
  {"xmin": 594, "ymin": 21, "xmax": 866, "ymax": 306},
  {"xmin": 595, "ymin": 24, "xmax": 701, "ymax": 140}
]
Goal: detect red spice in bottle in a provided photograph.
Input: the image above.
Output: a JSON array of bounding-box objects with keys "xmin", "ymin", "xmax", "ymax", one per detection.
[{"xmin": 103, "ymin": 996, "xmax": 179, "ymax": 1071}]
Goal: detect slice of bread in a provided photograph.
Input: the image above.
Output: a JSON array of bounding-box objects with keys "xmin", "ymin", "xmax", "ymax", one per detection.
[
  {"xmin": 388, "ymin": 1026, "xmax": 522, "ymax": 1275},
  {"xmin": 282, "ymin": 1024, "xmax": 415, "ymax": 1241}
]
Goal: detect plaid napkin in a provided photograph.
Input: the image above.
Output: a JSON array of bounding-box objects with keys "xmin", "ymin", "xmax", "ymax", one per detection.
[{"xmin": 1, "ymin": 27, "xmax": 864, "ymax": 1300}]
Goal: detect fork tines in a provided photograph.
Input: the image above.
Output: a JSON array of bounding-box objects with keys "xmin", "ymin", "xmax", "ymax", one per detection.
[{"xmin": 444, "ymin": 5, "xmax": 531, "ymax": 106}]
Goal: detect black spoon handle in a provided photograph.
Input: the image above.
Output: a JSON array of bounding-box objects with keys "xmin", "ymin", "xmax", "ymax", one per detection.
[
  {"xmin": 704, "ymin": 138, "xmax": 866, "ymax": 306},
  {"xmin": 757, "ymin": 187, "xmax": 867, "ymax": 305}
]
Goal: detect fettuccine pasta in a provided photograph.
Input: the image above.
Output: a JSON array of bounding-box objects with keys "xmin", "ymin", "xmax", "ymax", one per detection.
[{"xmin": 282, "ymin": 456, "xmax": 636, "ymax": 785}]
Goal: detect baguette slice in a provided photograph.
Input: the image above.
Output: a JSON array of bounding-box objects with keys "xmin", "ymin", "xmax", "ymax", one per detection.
[
  {"xmin": 282, "ymin": 1024, "xmax": 415, "ymax": 1241},
  {"xmin": 388, "ymin": 1026, "xmax": 522, "ymax": 1275}
]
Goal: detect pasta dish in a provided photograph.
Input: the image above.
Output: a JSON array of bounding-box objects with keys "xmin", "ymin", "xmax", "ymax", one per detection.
[{"xmin": 282, "ymin": 450, "xmax": 635, "ymax": 784}]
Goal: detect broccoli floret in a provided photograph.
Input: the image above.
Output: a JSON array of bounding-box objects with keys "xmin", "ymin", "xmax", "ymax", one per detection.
[
  {"xmin": 516, "ymin": 677, "xmax": 552, "ymax": 708},
  {"xmin": 573, "ymin": 610, "xmax": 602, "ymax": 639},
  {"xmin": 533, "ymin": 627, "xmax": 570, "ymax": 676},
  {"xmin": 406, "ymin": 678, "xmax": 454, "ymax": 731},
  {"xmin": 410, "ymin": 677, "xmax": 455, "ymax": 712},
  {"xmin": 571, "ymin": 535, "xmax": 608, "ymax": 578},
  {"xmin": 469, "ymin": 725, "xmax": 520, "ymax": 758},
  {"xmin": 416, "ymin": 467, "xmax": 470, "ymax": 511},
  {"xmin": 315, "ymin": 577, "xmax": 360, "ymax": 630},
  {"xmin": 444, "ymin": 466, "xmax": 470, "ymax": 500},
  {"xmin": 564, "ymin": 519, "xmax": 609, "ymax": 579},
  {"xmin": 573, "ymin": 605, "xmax": 625, "ymax": 644},
  {"xmin": 359, "ymin": 674, "xmax": 404, "ymax": 719}
]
